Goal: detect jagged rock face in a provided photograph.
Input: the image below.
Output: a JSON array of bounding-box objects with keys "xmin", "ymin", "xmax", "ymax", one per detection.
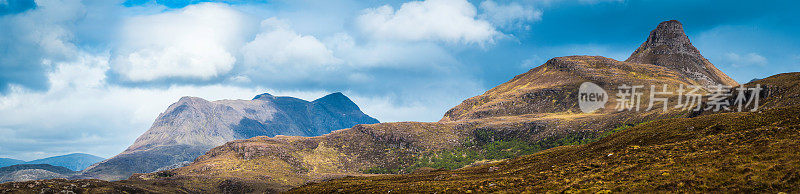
[
  {"xmin": 80, "ymin": 92, "xmax": 378, "ymax": 181},
  {"xmin": 626, "ymin": 20, "xmax": 738, "ymax": 86}
]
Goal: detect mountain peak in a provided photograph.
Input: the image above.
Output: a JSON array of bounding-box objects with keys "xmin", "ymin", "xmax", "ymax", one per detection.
[
  {"xmin": 626, "ymin": 20, "xmax": 737, "ymax": 86},
  {"xmin": 317, "ymin": 92, "xmax": 346, "ymax": 100},
  {"xmin": 252, "ymin": 93, "xmax": 274, "ymax": 100},
  {"xmin": 313, "ymin": 92, "xmax": 359, "ymax": 110},
  {"xmin": 626, "ymin": 20, "xmax": 701, "ymax": 62}
]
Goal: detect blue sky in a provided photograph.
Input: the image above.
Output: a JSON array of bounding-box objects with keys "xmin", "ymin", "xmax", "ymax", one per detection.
[{"xmin": 0, "ymin": 0, "xmax": 797, "ymax": 160}]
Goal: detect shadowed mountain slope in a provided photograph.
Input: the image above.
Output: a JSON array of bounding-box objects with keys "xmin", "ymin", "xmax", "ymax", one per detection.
[{"xmin": 78, "ymin": 92, "xmax": 378, "ymax": 181}]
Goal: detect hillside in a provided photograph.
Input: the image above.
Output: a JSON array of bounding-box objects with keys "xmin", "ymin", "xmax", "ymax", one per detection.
[
  {"xmin": 78, "ymin": 92, "xmax": 379, "ymax": 181},
  {"xmin": 23, "ymin": 153, "xmax": 104, "ymax": 171},
  {"xmin": 292, "ymin": 73, "xmax": 800, "ymax": 193},
  {"xmin": 0, "ymin": 164, "xmax": 76, "ymax": 183}
]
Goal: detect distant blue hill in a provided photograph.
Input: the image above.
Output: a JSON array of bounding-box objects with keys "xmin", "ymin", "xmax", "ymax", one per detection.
[
  {"xmin": 24, "ymin": 153, "xmax": 105, "ymax": 171},
  {"xmin": 0, "ymin": 158, "xmax": 25, "ymax": 168}
]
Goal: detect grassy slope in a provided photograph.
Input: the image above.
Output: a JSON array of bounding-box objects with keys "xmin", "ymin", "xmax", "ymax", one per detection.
[{"xmin": 291, "ymin": 104, "xmax": 800, "ymax": 193}]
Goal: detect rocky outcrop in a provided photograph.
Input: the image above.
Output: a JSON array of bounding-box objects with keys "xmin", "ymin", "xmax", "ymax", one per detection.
[{"xmin": 626, "ymin": 20, "xmax": 738, "ymax": 86}]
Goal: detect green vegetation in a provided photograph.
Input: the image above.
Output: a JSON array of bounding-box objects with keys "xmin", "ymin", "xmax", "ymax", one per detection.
[
  {"xmin": 155, "ymin": 170, "xmax": 175, "ymax": 178},
  {"xmin": 364, "ymin": 166, "xmax": 401, "ymax": 174},
  {"xmin": 366, "ymin": 123, "xmax": 644, "ymax": 174}
]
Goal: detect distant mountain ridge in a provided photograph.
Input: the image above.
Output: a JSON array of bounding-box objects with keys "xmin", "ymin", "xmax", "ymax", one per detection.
[
  {"xmin": 0, "ymin": 158, "xmax": 24, "ymax": 168},
  {"xmin": 0, "ymin": 153, "xmax": 103, "ymax": 171},
  {"xmin": 79, "ymin": 92, "xmax": 379, "ymax": 180},
  {"xmin": 24, "ymin": 153, "xmax": 105, "ymax": 171}
]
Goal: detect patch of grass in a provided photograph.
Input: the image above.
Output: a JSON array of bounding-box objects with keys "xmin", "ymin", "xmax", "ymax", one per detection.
[
  {"xmin": 364, "ymin": 166, "xmax": 401, "ymax": 174},
  {"xmin": 155, "ymin": 171, "xmax": 175, "ymax": 178},
  {"xmin": 366, "ymin": 124, "xmax": 646, "ymax": 174}
]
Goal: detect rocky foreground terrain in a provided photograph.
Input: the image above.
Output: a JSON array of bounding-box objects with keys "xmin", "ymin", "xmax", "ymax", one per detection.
[{"xmin": 2, "ymin": 20, "xmax": 798, "ymax": 193}]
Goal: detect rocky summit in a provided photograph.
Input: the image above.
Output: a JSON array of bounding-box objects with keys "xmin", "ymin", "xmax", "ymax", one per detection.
[
  {"xmin": 77, "ymin": 92, "xmax": 378, "ymax": 181},
  {"xmin": 626, "ymin": 20, "xmax": 737, "ymax": 86}
]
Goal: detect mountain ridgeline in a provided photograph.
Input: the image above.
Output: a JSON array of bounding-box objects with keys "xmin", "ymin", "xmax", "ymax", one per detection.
[
  {"xmin": 78, "ymin": 92, "xmax": 378, "ymax": 180},
  {"xmin": 0, "ymin": 159, "xmax": 24, "ymax": 168},
  {"xmin": 24, "ymin": 153, "xmax": 105, "ymax": 171},
  {"xmin": 0, "ymin": 153, "xmax": 103, "ymax": 183}
]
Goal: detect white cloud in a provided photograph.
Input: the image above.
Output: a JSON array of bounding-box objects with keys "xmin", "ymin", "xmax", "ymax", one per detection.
[
  {"xmin": 479, "ymin": 0, "xmax": 541, "ymax": 30},
  {"xmin": 240, "ymin": 18, "xmax": 341, "ymax": 81},
  {"xmin": 724, "ymin": 52, "xmax": 768, "ymax": 67},
  {"xmin": 0, "ymin": 0, "xmax": 86, "ymax": 90},
  {"xmin": 349, "ymin": 81, "xmax": 482, "ymax": 122},
  {"xmin": 111, "ymin": 3, "xmax": 255, "ymax": 82},
  {"xmin": 356, "ymin": 0, "xmax": 500, "ymax": 44},
  {"xmin": 325, "ymin": 33, "xmax": 460, "ymax": 69}
]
